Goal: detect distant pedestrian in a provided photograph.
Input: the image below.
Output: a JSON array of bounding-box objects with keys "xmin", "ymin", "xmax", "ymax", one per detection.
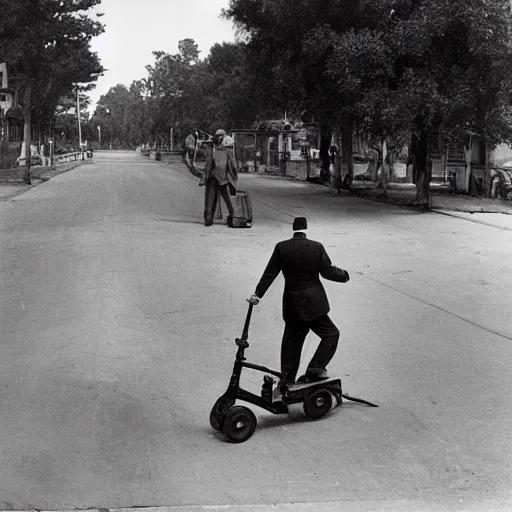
[
  {"xmin": 185, "ymin": 133, "xmax": 196, "ymax": 165},
  {"xmin": 203, "ymin": 129, "xmax": 238, "ymax": 227}
]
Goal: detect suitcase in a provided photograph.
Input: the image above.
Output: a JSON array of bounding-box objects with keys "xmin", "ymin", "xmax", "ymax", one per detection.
[{"xmin": 230, "ymin": 190, "xmax": 253, "ymax": 228}]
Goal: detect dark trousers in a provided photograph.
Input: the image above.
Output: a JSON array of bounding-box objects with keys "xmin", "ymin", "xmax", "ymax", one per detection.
[
  {"xmin": 281, "ymin": 314, "xmax": 340, "ymax": 384},
  {"xmin": 204, "ymin": 177, "xmax": 234, "ymax": 225}
]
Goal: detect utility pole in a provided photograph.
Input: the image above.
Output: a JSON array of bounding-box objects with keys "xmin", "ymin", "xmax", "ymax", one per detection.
[{"xmin": 76, "ymin": 88, "xmax": 82, "ymax": 149}]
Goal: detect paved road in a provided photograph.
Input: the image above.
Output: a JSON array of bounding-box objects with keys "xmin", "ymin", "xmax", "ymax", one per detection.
[{"xmin": 1, "ymin": 151, "xmax": 511, "ymax": 511}]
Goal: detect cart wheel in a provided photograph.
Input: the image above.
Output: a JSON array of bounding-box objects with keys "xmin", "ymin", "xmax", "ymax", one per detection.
[
  {"xmin": 210, "ymin": 396, "xmax": 235, "ymax": 432},
  {"xmin": 222, "ymin": 406, "xmax": 257, "ymax": 443},
  {"xmin": 304, "ymin": 389, "xmax": 333, "ymax": 420}
]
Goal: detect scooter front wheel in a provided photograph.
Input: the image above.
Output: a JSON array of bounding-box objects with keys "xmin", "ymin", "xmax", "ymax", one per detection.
[
  {"xmin": 210, "ymin": 396, "xmax": 235, "ymax": 431},
  {"xmin": 222, "ymin": 406, "xmax": 257, "ymax": 443}
]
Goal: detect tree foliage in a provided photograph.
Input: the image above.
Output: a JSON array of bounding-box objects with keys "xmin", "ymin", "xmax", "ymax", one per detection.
[
  {"xmin": 223, "ymin": 0, "xmax": 512, "ymax": 204},
  {"xmin": 222, "ymin": 0, "xmax": 364, "ymax": 179},
  {"xmin": 327, "ymin": 0, "xmax": 512, "ymax": 203},
  {"xmin": 91, "ymin": 39, "xmax": 258, "ymax": 147},
  {"xmin": 0, "ymin": 0, "xmax": 104, "ymax": 129},
  {"xmin": 89, "ymin": 84, "xmax": 146, "ymax": 149},
  {"xmin": 223, "ymin": 0, "xmax": 361, "ymax": 122}
]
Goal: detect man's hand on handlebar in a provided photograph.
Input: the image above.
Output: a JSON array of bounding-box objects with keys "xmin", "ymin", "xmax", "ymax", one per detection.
[{"xmin": 247, "ymin": 293, "xmax": 260, "ymax": 305}]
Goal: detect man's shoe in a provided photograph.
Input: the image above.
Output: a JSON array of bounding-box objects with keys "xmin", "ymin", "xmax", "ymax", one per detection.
[
  {"xmin": 226, "ymin": 216, "xmax": 233, "ymax": 227},
  {"xmin": 296, "ymin": 370, "xmax": 329, "ymax": 383}
]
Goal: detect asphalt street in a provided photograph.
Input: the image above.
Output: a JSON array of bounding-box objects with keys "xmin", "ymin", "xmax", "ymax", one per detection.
[{"xmin": 0, "ymin": 151, "xmax": 511, "ymax": 512}]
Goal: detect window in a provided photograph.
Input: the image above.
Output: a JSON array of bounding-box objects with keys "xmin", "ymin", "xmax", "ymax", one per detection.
[
  {"xmin": 428, "ymin": 132, "xmax": 442, "ymax": 159},
  {"xmin": 448, "ymin": 142, "xmax": 465, "ymax": 161},
  {"xmin": 291, "ymin": 133, "xmax": 301, "ymax": 150}
]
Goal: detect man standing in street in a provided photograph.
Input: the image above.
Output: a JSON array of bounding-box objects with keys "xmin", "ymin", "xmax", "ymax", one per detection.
[
  {"xmin": 203, "ymin": 129, "xmax": 238, "ymax": 227},
  {"xmin": 247, "ymin": 217, "xmax": 350, "ymax": 385}
]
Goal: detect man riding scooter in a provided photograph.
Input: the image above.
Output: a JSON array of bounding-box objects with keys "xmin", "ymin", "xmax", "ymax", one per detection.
[{"xmin": 247, "ymin": 217, "xmax": 350, "ymax": 387}]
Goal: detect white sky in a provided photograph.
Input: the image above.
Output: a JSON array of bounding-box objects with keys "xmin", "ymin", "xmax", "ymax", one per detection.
[{"xmin": 88, "ymin": 0, "xmax": 235, "ymax": 112}]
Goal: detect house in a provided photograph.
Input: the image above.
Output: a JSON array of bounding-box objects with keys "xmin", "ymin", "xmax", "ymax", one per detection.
[
  {"xmin": 231, "ymin": 120, "xmax": 321, "ymax": 181},
  {"xmin": 429, "ymin": 132, "xmax": 490, "ymax": 194},
  {"xmin": 0, "ymin": 63, "xmax": 23, "ymax": 149},
  {"xmin": 337, "ymin": 130, "xmax": 492, "ymax": 194},
  {"xmin": 1, "ymin": 62, "xmax": 45, "ymax": 169}
]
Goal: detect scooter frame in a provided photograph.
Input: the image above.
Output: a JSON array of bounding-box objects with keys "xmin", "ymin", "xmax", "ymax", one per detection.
[{"xmin": 210, "ymin": 304, "xmax": 378, "ymax": 441}]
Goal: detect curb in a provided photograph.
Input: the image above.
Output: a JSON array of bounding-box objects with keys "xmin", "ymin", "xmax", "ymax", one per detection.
[
  {"xmin": 0, "ymin": 180, "xmax": 44, "ymax": 201},
  {"xmin": 5, "ymin": 500, "xmax": 512, "ymax": 512},
  {"xmin": 433, "ymin": 209, "xmax": 512, "ymax": 231},
  {"xmin": 342, "ymin": 187, "xmax": 512, "ymax": 216},
  {"xmin": 34, "ymin": 160, "xmax": 90, "ymax": 181}
]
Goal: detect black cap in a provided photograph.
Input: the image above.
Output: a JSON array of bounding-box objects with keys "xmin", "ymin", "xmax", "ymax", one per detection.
[{"xmin": 293, "ymin": 217, "xmax": 307, "ymax": 231}]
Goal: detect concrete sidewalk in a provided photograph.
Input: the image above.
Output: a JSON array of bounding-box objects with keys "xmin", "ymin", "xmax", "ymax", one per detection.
[
  {"xmin": 344, "ymin": 182, "xmax": 512, "ymax": 231},
  {"xmin": 348, "ymin": 182, "xmax": 512, "ymax": 214},
  {"xmin": 0, "ymin": 161, "xmax": 91, "ymax": 201}
]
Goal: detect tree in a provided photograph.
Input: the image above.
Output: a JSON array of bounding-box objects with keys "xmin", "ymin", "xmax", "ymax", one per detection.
[
  {"xmin": 0, "ymin": 0, "xmax": 104, "ymax": 181},
  {"xmin": 328, "ymin": 0, "xmax": 512, "ymax": 206},
  {"xmin": 223, "ymin": 0, "xmax": 363, "ymax": 179},
  {"xmin": 143, "ymin": 40, "xmax": 202, "ymax": 144},
  {"xmin": 142, "ymin": 39, "xmax": 254, "ymax": 145},
  {"xmin": 92, "ymin": 84, "xmax": 130, "ymax": 149},
  {"xmin": 178, "ymin": 38, "xmax": 200, "ymax": 64},
  {"xmin": 196, "ymin": 42, "xmax": 257, "ymax": 132}
]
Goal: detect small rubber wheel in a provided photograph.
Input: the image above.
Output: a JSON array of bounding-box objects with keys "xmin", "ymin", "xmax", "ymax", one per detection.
[
  {"xmin": 222, "ymin": 406, "xmax": 257, "ymax": 443},
  {"xmin": 303, "ymin": 389, "xmax": 333, "ymax": 420},
  {"xmin": 210, "ymin": 396, "xmax": 235, "ymax": 432}
]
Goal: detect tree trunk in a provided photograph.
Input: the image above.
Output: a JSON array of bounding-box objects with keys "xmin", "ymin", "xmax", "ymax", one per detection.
[
  {"xmin": 413, "ymin": 130, "xmax": 431, "ymax": 207},
  {"xmin": 1, "ymin": 113, "xmax": 9, "ymax": 155},
  {"xmin": 410, "ymin": 133, "xmax": 419, "ymax": 185},
  {"xmin": 368, "ymin": 145, "xmax": 381, "ymax": 182},
  {"xmin": 340, "ymin": 121, "xmax": 353, "ymax": 191},
  {"xmin": 376, "ymin": 139, "xmax": 389, "ymax": 195},
  {"xmin": 319, "ymin": 125, "xmax": 332, "ymax": 182}
]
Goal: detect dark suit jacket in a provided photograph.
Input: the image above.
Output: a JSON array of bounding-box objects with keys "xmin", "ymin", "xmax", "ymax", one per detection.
[
  {"xmin": 204, "ymin": 144, "xmax": 238, "ymax": 195},
  {"xmin": 255, "ymin": 232, "xmax": 349, "ymax": 322}
]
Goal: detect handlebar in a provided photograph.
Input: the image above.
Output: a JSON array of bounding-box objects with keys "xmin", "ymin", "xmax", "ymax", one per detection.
[
  {"xmin": 241, "ymin": 303, "xmax": 253, "ymax": 341},
  {"xmin": 235, "ymin": 303, "xmax": 253, "ymax": 348},
  {"xmin": 236, "ymin": 337, "xmax": 249, "ymax": 349}
]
